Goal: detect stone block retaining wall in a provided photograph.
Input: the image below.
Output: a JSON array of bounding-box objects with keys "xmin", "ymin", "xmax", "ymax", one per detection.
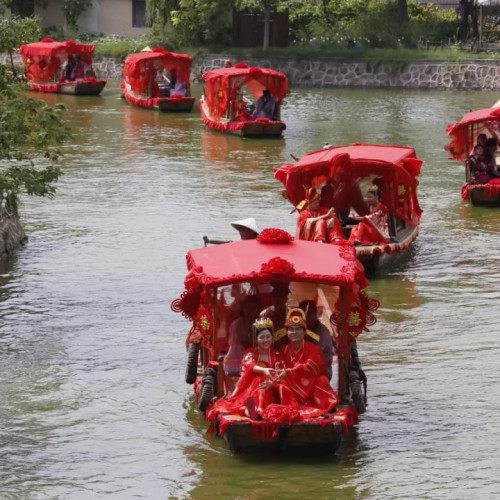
[
  {"xmin": 3, "ymin": 52, "xmax": 500, "ymax": 90},
  {"xmin": 98, "ymin": 56, "xmax": 500, "ymax": 90}
]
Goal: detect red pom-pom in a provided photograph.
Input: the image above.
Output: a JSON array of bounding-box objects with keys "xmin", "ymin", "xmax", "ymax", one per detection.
[
  {"xmin": 260, "ymin": 257, "xmax": 295, "ymax": 275},
  {"xmin": 234, "ymin": 62, "xmax": 248, "ymax": 69},
  {"xmin": 41, "ymin": 38, "xmax": 55, "ymax": 43},
  {"xmin": 257, "ymin": 228, "xmax": 293, "ymax": 244},
  {"xmin": 152, "ymin": 46, "xmax": 166, "ymax": 53},
  {"xmin": 248, "ymin": 66, "xmax": 262, "ymax": 75}
]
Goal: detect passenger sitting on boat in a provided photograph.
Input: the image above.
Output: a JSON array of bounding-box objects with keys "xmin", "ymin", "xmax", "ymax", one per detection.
[
  {"xmin": 273, "ymin": 308, "xmax": 339, "ymax": 411},
  {"xmin": 64, "ymin": 55, "xmax": 76, "ymax": 81},
  {"xmin": 252, "ymin": 89, "xmax": 278, "ymax": 120},
  {"xmin": 299, "ymin": 299, "xmax": 336, "ymax": 380},
  {"xmin": 206, "ymin": 318, "xmax": 292, "ymax": 422},
  {"xmin": 232, "ymin": 318, "xmax": 294, "ymax": 419},
  {"xmin": 231, "ymin": 90, "xmax": 252, "ymax": 121},
  {"xmin": 476, "ymin": 133, "xmax": 487, "ymax": 150},
  {"xmin": 73, "ymin": 56, "xmax": 87, "ymax": 81},
  {"xmin": 469, "ymin": 145, "xmax": 492, "ymax": 184},
  {"xmin": 167, "ymin": 68, "xmax": 176, "ymax": 87},
  {"xmin": 296, "ymin": 187, "xmax": 345, "ymax": 243},
  {"xmin": 171, "ymin": 77, "xmax": 188, "ymax": 97},
  {"xmin": 483, "ymin": 137, "xmax": 500, "ymax": 179},
  {"xmin": 348, "ymin": 184, "xmax": 390, "ymax": 246},
  {"xmin": 223, "ymin": 295, "xmax": 261, "ymax": 381}
]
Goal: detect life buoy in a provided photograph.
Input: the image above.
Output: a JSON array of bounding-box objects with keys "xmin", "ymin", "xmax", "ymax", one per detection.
[
  {"xmin": 185, "ymin": 341, "xmax": 200, "ymax": 384},
  {"xmin": 349, "ymin": 369, "xmax": 367, "ymax": 414},
  {"xmin": 198, "ymin": 367, "xmax": 216, "ymax": 412}
]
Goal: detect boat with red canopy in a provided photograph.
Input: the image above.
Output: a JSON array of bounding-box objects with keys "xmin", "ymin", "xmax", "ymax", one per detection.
[
  {"xmin": 274, "ymin": 144, "xmax": 423, "ymax": 275},
  {"xmin": 445, "ymin": 107, "xmax": 500, "ymax": 206},
  {"xmin": 19, "ymin": 38, "xmax": 106, "ymax": 95},
  {"xmin": 121, "ymin": 47, "xmax": 195, "ymax": 112},
  {"xmin": 199, "ymin": 63, "xmax": 288, "ymax": 137},
  {"xmin": 172, "ymin": 229, "xmax": 379, "ymax": 454}
]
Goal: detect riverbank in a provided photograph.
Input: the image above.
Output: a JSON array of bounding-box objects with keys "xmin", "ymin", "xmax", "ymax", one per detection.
[{"xmin": 3, "ymin": 52, "xmax": 500, "ymax": 90}]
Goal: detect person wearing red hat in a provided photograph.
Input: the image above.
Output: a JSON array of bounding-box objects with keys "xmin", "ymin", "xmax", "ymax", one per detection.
[
  {"xmin": 275, "ymin": 308, "xmax": 339, "ymax": 411},
  {"xmin": 296, "ymin": 187, "xmax": 344, "ymax": 244}
]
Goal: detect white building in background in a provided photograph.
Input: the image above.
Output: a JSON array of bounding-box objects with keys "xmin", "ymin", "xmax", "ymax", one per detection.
[{"xmin": 34, "ymin": 0, "xmax": 150, "ymax": 37}]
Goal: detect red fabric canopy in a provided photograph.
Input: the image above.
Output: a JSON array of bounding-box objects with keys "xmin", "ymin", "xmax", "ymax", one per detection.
[
  {"xmin": 202, "ymin": 65, "xmax": 289, "ymax": 120},
  {"xmin": 274, "ymin": 143, "xmax": 423, "ymax": 227},
  {"xmin": 123, "ymin": 48, "xmax": 192, "ymax": 95},
  {"xmin": 19, "ymin": 39, "xmax": 95, "ymax": 56},
  {"xmin": 445, "ymin": 107, "xmax": 500, "ymax": 161},
  {"xmin": 19, "ymin": 39, "xmax": 95, "ymax": 83},
  {"xmin": 172, "ymin": 236, "xmax": 378, "ymax": 355},
  {"xmin": 185, "ymin": 239, "xmax": 366, "ymax": 289}
]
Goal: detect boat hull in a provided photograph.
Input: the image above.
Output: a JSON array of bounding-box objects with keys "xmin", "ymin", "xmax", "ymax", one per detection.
[
  {"xmin": 354, "ymin": 225, "xmax": 419, "ymax": 275},
  {"xmin": 218, "ymin": 416, "xmax": 343, "ymax": 454},
  {"xmin": 123, "ymin": 90, "xmax": 195, "ymax": 112},
  {"xmin": 468, "ymin": 185, "xmax": 500, "ymax": 206},
  {"xmin": 28, "ymin": 80, "xmax": 107, "ymax": 95},
  {"xmin": 199, "ymin": 98, "xmax": 285, "ymax": 137}
]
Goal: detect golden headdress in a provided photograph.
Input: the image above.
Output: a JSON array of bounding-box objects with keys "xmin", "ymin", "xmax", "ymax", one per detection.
[{"xmin": 253, "ymin": 317, "xmax": 274, "ymax": 332}]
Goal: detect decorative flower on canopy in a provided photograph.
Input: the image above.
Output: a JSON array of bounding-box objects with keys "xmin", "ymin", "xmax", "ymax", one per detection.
[
  {"xmin": 260, "ymin": 256, "xmax": 295, "ymax": 275},
  {"xmin": 257, "ymin": 228, "xmax": 294, "ymax": 244}
]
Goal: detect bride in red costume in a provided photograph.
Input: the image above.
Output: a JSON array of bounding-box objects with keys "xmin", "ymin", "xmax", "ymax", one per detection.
[
  {"xmin": 296, "ymin": 187, "xmax": 345, "ymax": 243},
  {"xmin": 206, "ymin": 318, "xmax": 294, "ymax": 422},
  {"xmin": 231, "ymin": 90, "xmax": 252, "ymax": 122},
  {"xmin": 349, "ymin": 184, "xmax": 390, "ymax": 245}
]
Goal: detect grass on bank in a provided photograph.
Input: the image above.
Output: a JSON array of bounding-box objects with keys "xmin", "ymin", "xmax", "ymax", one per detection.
[{"xmin": 88, "ymin": 34, "xmax": 500, "ymax": 62}]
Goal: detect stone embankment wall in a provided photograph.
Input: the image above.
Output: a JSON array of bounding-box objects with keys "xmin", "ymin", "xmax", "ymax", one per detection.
[
  {"xmin": 3, "ymin": 52, "xmax": 500, "ymax": 89},
  {"xmin": 95, "ymin": 56, "xmax": 500, "ymax": 90}
]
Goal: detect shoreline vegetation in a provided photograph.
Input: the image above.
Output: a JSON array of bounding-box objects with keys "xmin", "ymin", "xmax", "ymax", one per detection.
[{"xmin": 90, "ymin": 36, "xmax": 500, "ymax": 63}]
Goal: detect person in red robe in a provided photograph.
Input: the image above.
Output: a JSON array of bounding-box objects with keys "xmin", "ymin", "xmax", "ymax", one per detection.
[
  {"xmin": 349, "ymin": 184, "xmax": 390, "ymax": 245},
  {"xmin": 206, "ymin": 318, "xmax": 293, "ymax": 423},
  {"xmin": 275, "ymin": 308, "xmax": 339, "ymax": 412},
  {"xmin": 296, "ymin": 187, "xmax": 345, "ymax": 243},
  {"xmin": 231, "ymin": 90, "xmax": 252, "ymax": 121}
]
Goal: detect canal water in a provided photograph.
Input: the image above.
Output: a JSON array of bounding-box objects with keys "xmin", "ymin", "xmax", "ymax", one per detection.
[{"xmin": 1, "ymin": 83, "xmax": 500, "ymax": 499}]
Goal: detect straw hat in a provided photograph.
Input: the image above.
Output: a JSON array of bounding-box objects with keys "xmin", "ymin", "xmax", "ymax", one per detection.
[{"xmin": 231, "ymin": 217, "xmax": 260, "ymax": 235}]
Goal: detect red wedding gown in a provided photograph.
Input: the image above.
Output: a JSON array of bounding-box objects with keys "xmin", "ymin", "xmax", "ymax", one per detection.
[
  {"xmin": 280, "ymin": 341, "xmax": 339, "ymax": 411},
  {"xmin": 296, "ymin": 207, "xmax": 345, "ymax": 243},
  {"xmin": 206, "ymin": 348, "xmax": 294, "ymax": 422},
  {"xmin": 349, "ymin": 203, "xmax": 390, "ymax": 245}
]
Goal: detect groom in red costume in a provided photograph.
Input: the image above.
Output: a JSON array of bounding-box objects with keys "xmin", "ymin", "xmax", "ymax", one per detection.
[{"xmin": 276, "ymin": 308, "xmax": 339, "ymax": 411}]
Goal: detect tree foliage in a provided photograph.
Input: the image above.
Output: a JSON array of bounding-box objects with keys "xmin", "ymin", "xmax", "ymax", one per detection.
[
  {"xmin": 62, "ymin": 0, "xmax": 92, "ymax": 31},
  {"xmin": 0, "ymin": 17, "xmax": 71, "ymax": 214},
  {"xmin": 146, "ymin": 0, "xmax": 233, "ymax": 47}
]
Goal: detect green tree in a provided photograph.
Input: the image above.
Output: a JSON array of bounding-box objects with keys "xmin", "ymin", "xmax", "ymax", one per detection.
[
  {"xmin": 0, "ymin": 14, "xmax": 70, "ymax": 216},
  {"xmin": 0, "ymin": 15, "xmax": 41, "ymax": 74},
  {"xmin": 146, "ymin": 0, "xmax": 233, "ymax": 47},
  {"xmin": 62, "ymin": 0, "xmax": 92, "ymax": 31}
]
